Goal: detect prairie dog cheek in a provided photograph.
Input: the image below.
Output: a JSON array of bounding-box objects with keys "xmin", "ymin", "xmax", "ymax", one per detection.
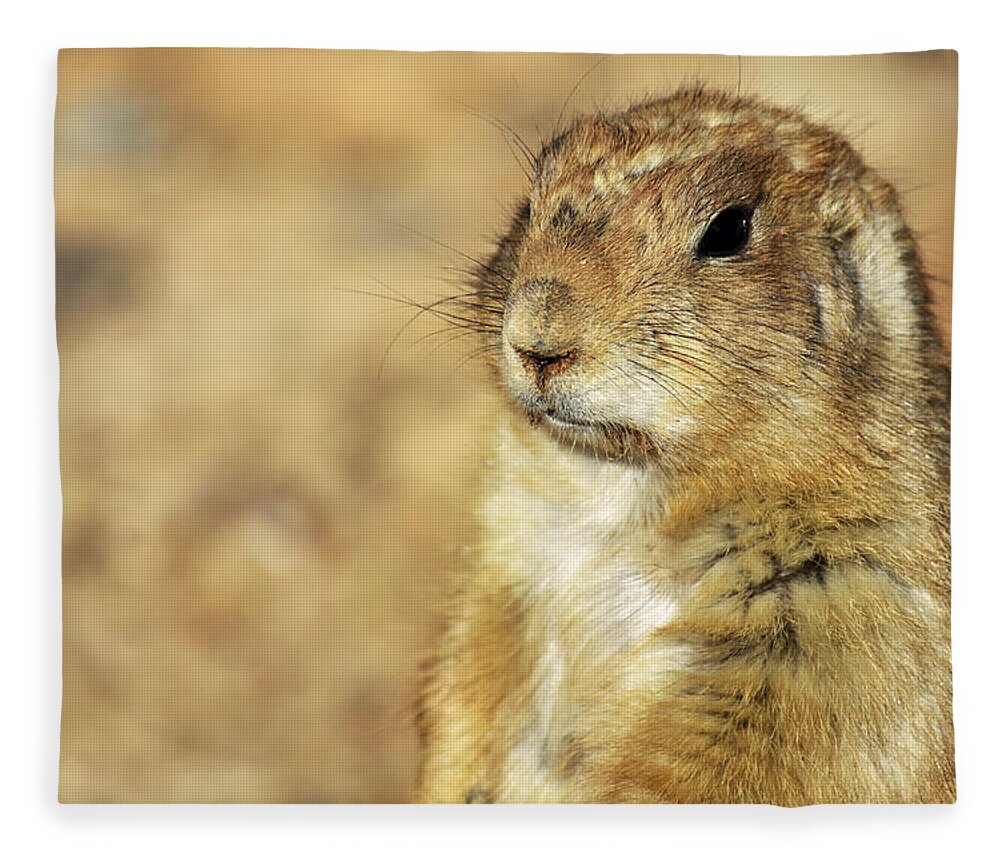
[{"xmin": 583, "ymin": 369, "xmax": 700, "ymax": 435}]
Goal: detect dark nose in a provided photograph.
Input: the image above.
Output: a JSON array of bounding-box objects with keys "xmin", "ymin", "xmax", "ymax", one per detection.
[{"xmin": 512, "ymin": 342, "xmax": 578, "ymax": 381}]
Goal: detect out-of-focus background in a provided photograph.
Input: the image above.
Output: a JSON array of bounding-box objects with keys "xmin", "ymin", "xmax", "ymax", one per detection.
[{"xmin": 56, "ymin": 49, "xmax": 956, "ymax": 803}]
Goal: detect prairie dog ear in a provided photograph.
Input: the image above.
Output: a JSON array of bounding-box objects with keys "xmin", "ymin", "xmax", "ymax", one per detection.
[{"xmin": 817, "ymin": 168, "xmax": 924, "ymax": 352}]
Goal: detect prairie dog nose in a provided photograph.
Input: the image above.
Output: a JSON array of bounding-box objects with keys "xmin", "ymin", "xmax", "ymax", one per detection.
[
  {"xmin": 511, "ymin": 339, "xmax": 579, "ymax": 380},
  {"xmin": 505, "ymin": 277, "xmax": 580, "ymax": 382}
]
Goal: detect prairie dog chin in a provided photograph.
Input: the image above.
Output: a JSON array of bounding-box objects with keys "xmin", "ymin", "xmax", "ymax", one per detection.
[{"xmin": 416, "ymin": 88, "xmax": 952, "ymax": 805}]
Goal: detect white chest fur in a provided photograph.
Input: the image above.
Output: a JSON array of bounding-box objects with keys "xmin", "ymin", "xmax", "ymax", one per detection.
[{"xmin": 483, "ymin": 424, "xmax": 686, "ymax": 799}]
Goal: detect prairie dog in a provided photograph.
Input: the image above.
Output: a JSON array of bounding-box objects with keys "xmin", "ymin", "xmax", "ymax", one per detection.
[{"xmin": 416, "ymin": 88, "xmax": 953, "ymax": 804}]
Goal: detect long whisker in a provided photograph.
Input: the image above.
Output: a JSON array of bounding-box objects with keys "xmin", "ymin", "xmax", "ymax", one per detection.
[
  {"xmin": 449, "ymin": 97, "xmax": 537, "ymax": 182},
  {"xmin": 588, "ymin": 356, "xmax": 633, "ymax": 400},
  {"xmin": 378, "ymin": 220, "xmax": 513, "ymax": 286},
  {"xmin": 627, "ymin": 356, "xmax": 732, "ymax": 423},
  {"xmin": 508, "ymin": 72, "xmax": 545, "ymax": 151},
  {"xmin": 634, "ymin": 310, "xmax": 778, "ymax": 365},
  {"xmin": 623, "ymin": 358, "xmax": 691, "ymax": 415},
  {"xmin": 365, "ymin": 279, "xmax": 498, "ymax": 333},
  {"xmin": 375, "ymin": 289, "xmax": 494, "ymax": 379},
  {"xmin": 555, "ymin": 55, "xmax": 612, "ymax": 135},
  {"xmin": 454, "ymin": 98, "xmax": 537, "ymax": 165},
  {"xmin": 445, "ymin": 342, "xmax": 498, "ymax": 379},
  {"xmin": 631, "ymin": 339, "xmax": 729, "ymax": 389}
]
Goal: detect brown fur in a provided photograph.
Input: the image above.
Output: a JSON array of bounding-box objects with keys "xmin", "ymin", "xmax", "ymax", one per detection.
[{"xmin": 415, "ymin": 88, "xmax": 953, "ymax": 804}]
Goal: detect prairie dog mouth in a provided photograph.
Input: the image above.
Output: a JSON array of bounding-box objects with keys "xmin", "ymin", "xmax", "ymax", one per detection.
[{"xmin": 542, "ymin": 409, "xmax": 595, "ymax": 430}]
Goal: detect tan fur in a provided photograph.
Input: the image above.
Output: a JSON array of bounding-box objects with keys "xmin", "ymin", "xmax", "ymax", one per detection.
[{"xmin": 415, "ymin": 88, "xmax": 953, "ymax": 805}]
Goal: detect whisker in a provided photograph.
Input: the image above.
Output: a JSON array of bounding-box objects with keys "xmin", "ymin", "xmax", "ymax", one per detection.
[
  {"xmin": 634, "ymin": 311, "xmax": 778, "ymax": 366},
  {"xmin": 445, "ymin": 342, "xmax": 498, "ymax": 379},
  {"xmin": 588, "ymin": 356, "xmax": 633, "ymax": 400},
  {"xmin": 623, "ymin": 358, "xmax": 691, "ymax": 415},
  {"xmin": 448, "ymin": 97, "xmax": 537, "ymax": 181},
  {"xmin": 632, "ymin": 339, "xmax": 729, "ymax": 389},
  {"xmin": 508, "ymin": 72, "xmax": 545, "ymax": 151},
  {"xmin": 555, "ymin": 55, "xmax": 612, "ymax": 135},
  {"xmin": 367, "ymin": 278, "xmax": 499, "ymax": 332},
  {"xmin": 423, "ymin": 327, "xmax": 489, "ymax": 358},
  {"xmin": 627, "ymin": 356, "xmax": 732, "ymax": 423},
  {"xmin": 375, "ymin": 290, "xmax": 492, "ymax": 380},
  {"xmin": 378, "ymin": 220, "xmax": 513, "ymax": 286}
]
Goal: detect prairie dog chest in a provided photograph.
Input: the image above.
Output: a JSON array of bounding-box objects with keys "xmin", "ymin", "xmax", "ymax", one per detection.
[
  {"xmin": 483, "ymin": 435, "xmax": 685, "ymax": 798},
  {"xmin": 514, "ymin": 482, "xmax": 676, "ymax": 658},
  {"xmin": 488, "ymin": 441, "xmax": 676, "ymax": 650}
]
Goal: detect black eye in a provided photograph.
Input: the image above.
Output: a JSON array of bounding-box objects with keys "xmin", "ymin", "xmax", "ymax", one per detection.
[{"xmin": 696, "ymin": 206, "xmax": 753, "ymax": 259}]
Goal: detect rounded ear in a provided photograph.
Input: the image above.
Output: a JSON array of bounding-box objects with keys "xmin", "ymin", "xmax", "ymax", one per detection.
[
  {"xmin": 817, "ymin": 168, "xmax": 927, "ymax": 358},
  {"xmin": 817, "ymin": 165, "xmax": 950, "ymax": 430}
]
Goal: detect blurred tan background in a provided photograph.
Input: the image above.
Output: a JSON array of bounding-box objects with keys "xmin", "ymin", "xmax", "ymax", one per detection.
[{"xmin": 55, "ymin": 49, "xmax": 956, "ymax": 803}]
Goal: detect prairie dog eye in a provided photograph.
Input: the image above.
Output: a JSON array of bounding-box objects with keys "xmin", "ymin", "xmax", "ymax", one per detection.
[{"xmin": 696, "ymin": 205, "xmax": 753, "ymax": 259}]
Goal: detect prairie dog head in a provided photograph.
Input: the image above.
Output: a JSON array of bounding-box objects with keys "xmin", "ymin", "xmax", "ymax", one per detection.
[{"xmin": 478, "ymin": 88, "xmax": 942, "ymax": 486}]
